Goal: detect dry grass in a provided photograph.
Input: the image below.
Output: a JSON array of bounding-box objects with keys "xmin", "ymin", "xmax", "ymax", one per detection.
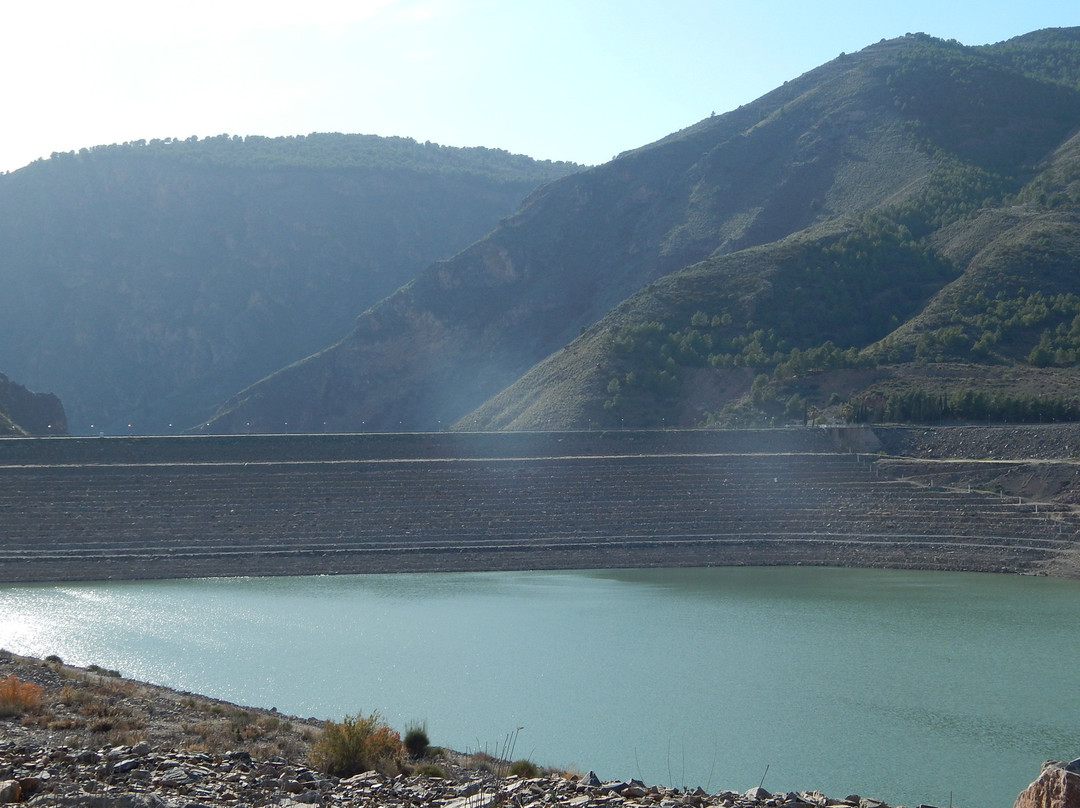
[
  {"xmin": 309, "ymin": 712, "xmax": 403, "ymax": 777},
  {"xmin": 1, "ymin": 651, "xmax": 321, "ymax": 758},
  {"xmin": 0, "ymin": 675, "xmax": 42, "ymax": 716}
]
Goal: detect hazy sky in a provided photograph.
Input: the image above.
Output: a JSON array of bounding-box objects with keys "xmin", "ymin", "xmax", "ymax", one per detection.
[{"xmin": 2, "ymin": 0, "xmax": 1077, "ymax": 173}]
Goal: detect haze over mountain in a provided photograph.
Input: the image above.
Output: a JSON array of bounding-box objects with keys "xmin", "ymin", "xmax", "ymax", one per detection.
[
  {"xmin": 0, "ymin": 374, "xmax": 66, "ymax": 437},
  {"xmin": 201, "ymin": 28, "xmax": 1080, "ymax": 434},
  {"xmin": 0, "ymin": 134, "xmax": 577, "ymax": 433}
]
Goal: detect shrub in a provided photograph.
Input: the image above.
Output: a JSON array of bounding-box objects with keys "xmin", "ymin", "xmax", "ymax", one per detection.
[
  {"xmin": 468, "ymin": 752, "xmax": 495, "ymax": 773},
  {"xmin": 309, "ymin": 711, "xmax": 403, "ymax": 777},
  {"xmin": 0, "ymin": 675, "xmax": 43, "ymax": 716},
  {"xmin": 86, "ymin": 664, "xmax": 121, "ymax": 678},
  {"xmin": 403, "ymin": 721, "xmax": 430, "ymax": 758},
  {"xmin": 509, "ymin": 759, "xmax": 540, "ymax": 778},
  {"xmin": 416, "ymin": 764, "xmax": 447, "ymax": 778}
]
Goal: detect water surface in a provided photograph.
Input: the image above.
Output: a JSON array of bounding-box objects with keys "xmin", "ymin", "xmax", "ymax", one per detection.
[{"xmin": 1, "ymin": 567, "xmax": 1077, "ymax": 808}]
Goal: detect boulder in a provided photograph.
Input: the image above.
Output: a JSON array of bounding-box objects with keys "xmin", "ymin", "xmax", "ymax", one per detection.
[
  {"xmin": 1014, "ymin": 761, "xmax": 1080, "ymax": 808},
  {"xmin": 0, "ymin": 780, "xmax": 20, "ymax": 804},
  {"xmin": 581, "ymin": 771, "xmax": 603, "ymax": 788}
]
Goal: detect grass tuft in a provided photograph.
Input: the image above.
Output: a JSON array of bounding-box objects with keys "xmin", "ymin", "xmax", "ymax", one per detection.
[
  {"xmin": 509, "ymin": 759, "xmax": 540, "ymax": 778},
  {"xmin": 309, "ymin": 711, "xmax": 403, "ymax": 777},
  {"xmin": 0, "ymin": 675, "xmax": 43, "ymax": 716},
  {"xmin": 404, "ymin": 720, "xmax": 430, "ymax": 759}
]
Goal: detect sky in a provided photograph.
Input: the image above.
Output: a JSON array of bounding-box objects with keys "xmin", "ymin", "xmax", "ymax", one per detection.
[{"xmin": 2, "ymin": 0, "xmax": 1077, "ymax": 173}]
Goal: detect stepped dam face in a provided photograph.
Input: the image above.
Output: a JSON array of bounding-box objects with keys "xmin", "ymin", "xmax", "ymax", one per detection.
[{"xmin": 0, "ymin": 428, "xmax": 1077, "ymax": 583}]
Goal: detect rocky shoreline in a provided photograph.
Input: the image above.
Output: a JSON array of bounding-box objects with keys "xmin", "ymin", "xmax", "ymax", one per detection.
[
  {"xmin": 0, "ymin": 651, "xmax": 1011, "ymax": 808},
  {"xmin": 0, "ymin": 740, "xmax": 911, "ymax": 808},
  {"xmin": 2, "ymin": 652, "xmax": 1076, "ymax": 808}
]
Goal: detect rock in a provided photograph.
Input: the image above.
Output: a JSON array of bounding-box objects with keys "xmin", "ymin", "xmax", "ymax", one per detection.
[
  {"xmin": 443, "ymin": 792, "xmax": 496, "ymax": 808},
  {"xmin": 0, "ymin": 732, "xmax": 913, "ymax": 808},
  {"xmin": 156, "ymin": 767, "xmax": 200, "ymax": 786},
  {"xmin": 111, "ymin": 758, "xmax": 142, "ymax": 774},
  {"xmin": 1014, "ymin": 762, "xmax": 1080, "ymax": 808},
  {"xmin": 1067, "ymin": 760, "xmax": 1080, "ymax": 775},
  {"xmin": 0, "ymin": 780, "xmax": 21, "ymax": 804},
  {"xmin": 19, "ymin": 776, "xmax": 45, "ymax": 799}
]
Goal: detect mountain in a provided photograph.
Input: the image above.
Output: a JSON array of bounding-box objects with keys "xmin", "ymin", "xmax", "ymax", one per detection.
[
  {"xmin": 201, "ymin": 29, "xmax": 1080, "ymax": 433},
  {"xmin": 0, "ymin": 134, "xmax": 578, "ymax": 434},
  {"xmin": 0, "ymin": 374, "xmax": 66, "ymax": 436}
]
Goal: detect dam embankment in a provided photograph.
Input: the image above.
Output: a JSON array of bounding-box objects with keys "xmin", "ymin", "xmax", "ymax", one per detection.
[{"xmin": 0, "ymin": 426, "xmax": 1077, "ymax": 583}]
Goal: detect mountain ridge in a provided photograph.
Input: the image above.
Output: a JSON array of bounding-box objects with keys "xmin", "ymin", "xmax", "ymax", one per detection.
[
  {"xmin": 201, "ymin": 29, "xmax": 1080, "ymax": 434},
  {"xmin": 0, "ymin": 134, "xmax": 578, "ymax": 433}
]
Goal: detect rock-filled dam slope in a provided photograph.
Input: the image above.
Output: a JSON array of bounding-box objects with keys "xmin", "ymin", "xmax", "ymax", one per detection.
[{"xmin": 0, "ymin": 427, "xmax": 1077, "ymax": 583}]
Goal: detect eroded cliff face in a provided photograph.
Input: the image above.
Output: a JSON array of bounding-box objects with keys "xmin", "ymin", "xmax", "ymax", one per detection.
[
  {"xmin": 0, "ymin": 373, "xmax": 67, "ymax": 436},
  {"xmin": 1014, "ymin": 761, "xmax": 1080, "ymax": 808}
]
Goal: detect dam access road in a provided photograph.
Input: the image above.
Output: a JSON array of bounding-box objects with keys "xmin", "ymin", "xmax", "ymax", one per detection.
[{"xmin": 0, "ymin": 426, "xmax": 1078, "ymax": 583}]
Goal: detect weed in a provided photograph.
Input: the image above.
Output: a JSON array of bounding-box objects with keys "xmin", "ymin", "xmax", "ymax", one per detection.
[
  {"xmin": 180, "ymin": 720, "xmax": 235, "ymax": 753},
  {"xmin": 416, "ymin": 764, "xmax": 447, "ymax": 778},
  {"xmin": 468, "ymin": 751, "xmax": 495, "ymax": 773},
  {"xmin": 0, "ymin": 675, "xmax": 43, "ymax": 716},
  {"xmin": 58, "ymin": 685, "xmax": 97, "ymax": 707},
  {"xmin": 309, "ymin": 711, "xmax": 403, "ymax": 778},
  {"xmin": 404, "ymin": 720, "xmax": 430, "ymax": 758},
  {"xmin": 509, "ymin": 759, "xmax": 540, "ymax": 778},
  {"xmin": 41, "ymin": 715, "xmax": 82, "ymax": 731},
  {"xmin": 228, "ymin": 708, "xmax": 256, "ymax": 735},
  {"xmin": 86, "ymin": 664, "xmax": 121, "ymax": 678}
]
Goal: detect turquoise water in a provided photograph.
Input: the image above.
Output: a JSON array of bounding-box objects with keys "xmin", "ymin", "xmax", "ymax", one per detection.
[{"xmin": 1, "ymin": 567, "xmax": 1078, "ymax": 808}]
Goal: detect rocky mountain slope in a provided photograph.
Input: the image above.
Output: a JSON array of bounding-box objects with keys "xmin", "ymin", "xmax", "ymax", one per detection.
[
  {"xmin": 198, "ymin": 28, "xmax": 1080, "ymax": 434},
  {"xmin": 0, "ymin": 135, "xmax": 577, "ymax": 434},
  {"xmin": 0, "ymin": 374, "xmax": 66, "ymax": 437}
]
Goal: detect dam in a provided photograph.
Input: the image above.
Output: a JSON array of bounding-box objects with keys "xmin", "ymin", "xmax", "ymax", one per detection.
[{"xmin": 0, "ymin": 427, "xmax": 1077, "ymax": 582}]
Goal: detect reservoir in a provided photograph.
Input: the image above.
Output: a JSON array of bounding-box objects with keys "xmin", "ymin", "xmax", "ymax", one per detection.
[{"xmin": 1, "ymin": 566, "xmax": 1077, "ymax": 808}]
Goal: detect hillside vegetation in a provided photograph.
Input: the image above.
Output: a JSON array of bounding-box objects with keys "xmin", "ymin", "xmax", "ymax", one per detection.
[
  {"xmin": 4, "ymin": 31, "xmax": 1079, "ymax": 435},
  {"xmin": 0, "ymin": 134, "xmax": 577, "ymax": 433},
  {"xmin": 200, "ymin": 28, "xmax": 1080, "ymax": 434}
]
